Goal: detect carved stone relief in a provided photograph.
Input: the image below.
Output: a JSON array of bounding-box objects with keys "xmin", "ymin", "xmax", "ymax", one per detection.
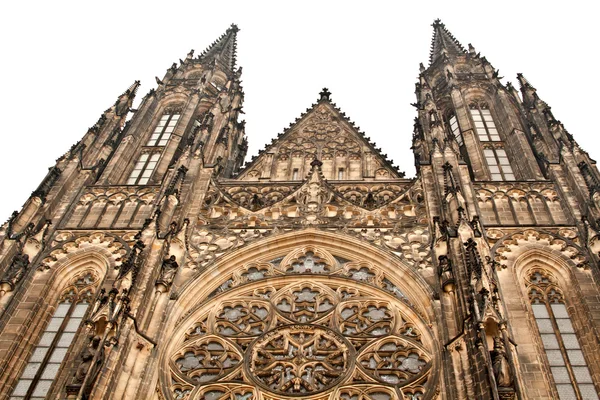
[{"xmin": 166, "ymin": 269, "xmax": 434, "ymax": 400}]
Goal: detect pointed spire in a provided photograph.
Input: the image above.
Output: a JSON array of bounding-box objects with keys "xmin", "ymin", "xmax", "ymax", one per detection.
[
  {"xmin": 198, "ymin": 24, "xmax": 239, "ymax": 71},
  {"xmin": 429, "ymin": 19, "xmax": 466, "ymax": 64},
  {"xmin": 121, "ymin": 80, "xmax": 141, "ymax": 99},
  {"xmin": 516, "ymin": 73, "xmax": 541, "ymax": 106},
  {"xmin": 516, "ymin": 73, "xmax": 536, "ymax": 91},
  {"xmin": 114, "ymin": 80, "xmax": 140, "ymax": 116}
]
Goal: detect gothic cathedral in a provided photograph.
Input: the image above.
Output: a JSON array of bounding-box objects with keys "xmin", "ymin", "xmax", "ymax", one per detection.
[{"xmin": 1, "ymin": 21, "xmax": 600, "ymax": 400}]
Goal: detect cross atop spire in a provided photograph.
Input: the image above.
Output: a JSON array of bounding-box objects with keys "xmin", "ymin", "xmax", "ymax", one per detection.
[
  {"xmin": 429, "ymin": 19, "xmax": 466, "ymax": 65},
  {"xmin": 198, "ymin": 24, "xmax": 239, "ymax": 71}
]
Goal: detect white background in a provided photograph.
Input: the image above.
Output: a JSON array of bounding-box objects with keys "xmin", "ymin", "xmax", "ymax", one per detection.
[{"xmin": 0, "ymin": 1, "xmax": 597, "ymax": 221}]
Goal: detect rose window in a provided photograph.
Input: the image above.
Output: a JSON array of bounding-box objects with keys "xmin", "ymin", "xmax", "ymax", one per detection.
[
  {"xmin": 167, "ymin": 262, "xmax": 435, "ymax": 399},
  {"xmin": 248, "ymin": 324, "xmax": 352, "ymax": 395}
]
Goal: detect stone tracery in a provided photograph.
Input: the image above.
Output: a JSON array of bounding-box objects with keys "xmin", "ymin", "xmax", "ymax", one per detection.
[{"xmin": 165, "ymin": 247, "xmax": 435, "ymax": 400}]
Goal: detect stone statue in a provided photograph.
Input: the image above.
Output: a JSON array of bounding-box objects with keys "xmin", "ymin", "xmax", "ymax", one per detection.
[
  {"xmin": 491, "ymin": 337, "xmax": 513, "ymax": 387},
  {"xmin": 1, "ymin": 252, "xmax": 29, "ymax": 289},
  {"xmin": 75, "ymin": 336, "xmax": 102, "ymax": 383},
  {"xmin": 157, "ymin": 255, "xmax": 179, "ymax": 286}
]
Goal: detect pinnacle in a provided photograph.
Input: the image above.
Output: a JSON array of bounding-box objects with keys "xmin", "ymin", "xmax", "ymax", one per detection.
[
  {"xmin": 429, "ymin": 19, "xmax": 466, "ymax": 65},
  {"xmin": 123, "ymin": 80, "xmax": 141, "ymax": 98},
  {"xmin": 516, "ymin": 73, "xmax": 535, "ymax": 90}
]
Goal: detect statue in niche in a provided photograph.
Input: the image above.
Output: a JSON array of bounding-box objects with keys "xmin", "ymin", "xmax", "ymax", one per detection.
[
  {"xmin": 74, "ymin": 335, "xmax": 104, "ymax": 397},
  {"xmin": 75, "ymin": 336, "xmax": 101, "ymax": 383},
  {"xmin": 491, "ymin": 337, "xmax": 513, "ymax": 387},
  {"xmin": 1, "ymin": 252, "xmax": 29, "ymax": 289},
  {"xmin": 157, "ymin": 255, "xmax": 179, "ymax": 287}
]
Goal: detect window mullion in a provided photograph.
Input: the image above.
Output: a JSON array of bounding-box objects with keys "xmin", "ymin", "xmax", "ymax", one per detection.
[
  {"xmin": 23, "ymin": 299, "xmax": 78, "ymax": 400},
  {"xmin": 155, "ymin": 114, "xmax": 172, "ymax": 145},
  {"xmin": 135, "ymin": 156, "xmax": 152, "ymax": 185},
  {"xmin": 479, "ymin": 108, "xmax": 491, "ymax": 141},
  {"xmin": 546, "ymin": 300, "xmax": 583, "ymax": 400},
  {"xmin": 495, "ymin": 150, "xmax": 506, "ymax": 180}
]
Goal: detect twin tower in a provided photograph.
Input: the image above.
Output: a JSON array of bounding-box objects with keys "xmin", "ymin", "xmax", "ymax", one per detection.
[{"xmin": 1, "ymin": 21, "xmax": 599, "ymax": 400}]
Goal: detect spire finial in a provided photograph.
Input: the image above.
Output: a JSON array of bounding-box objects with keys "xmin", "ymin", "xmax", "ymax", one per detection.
[
  {"xmin": 197, "ymin": 24, "xmax": 240, "ymax": 71},
  {"xmin": 516, "ymin": 73, "xmax": 535, "ymax": 90},
  {"xmin": 319, "ymin": 88, "xmax": 331, "ymax": 101},
  {"xmin": 429, "ymin": 19, "xmax": 466, "ymax": 65}
]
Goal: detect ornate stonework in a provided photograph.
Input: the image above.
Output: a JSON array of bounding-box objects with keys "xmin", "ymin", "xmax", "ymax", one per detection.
[{"xmin": 1, "ymin": 21, "xmax": 599, "ymax": 400}]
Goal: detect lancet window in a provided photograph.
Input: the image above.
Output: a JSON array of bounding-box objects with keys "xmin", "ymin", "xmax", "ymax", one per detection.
[
  {"xmin": 127, "ymin": 153, "xmax": 161, "ymax": 185},
  {"xmin": 527, "ymin": 270, "xmax": 598, "ymax": 400},
  {"xmin": 448, "ymin": 115, "xmax": 463, "ymax": 147},
  {"xmin": 10, "ymin": 272, "xmax": 98, "ymax": 400},
  {"xmin": 469, "ymin": 105, "xmax": 500, "ymax": 142},
  {"xmin": 147, "ymin": 113, "xmax": 180, "ymax": 146},
  {"xmin": 483, "ymin": 146, "xmax": 515, "ymax": 181}
]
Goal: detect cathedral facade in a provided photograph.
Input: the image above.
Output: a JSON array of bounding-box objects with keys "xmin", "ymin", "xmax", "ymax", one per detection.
[{"xmin": 1, "ymin": 21, "xmax": 600, "ymax": 400}]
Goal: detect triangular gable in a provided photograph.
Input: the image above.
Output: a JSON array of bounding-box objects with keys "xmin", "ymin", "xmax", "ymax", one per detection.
[{"xmin": 237, "ymin": 89, "xmax": 404, "ymax": 182}]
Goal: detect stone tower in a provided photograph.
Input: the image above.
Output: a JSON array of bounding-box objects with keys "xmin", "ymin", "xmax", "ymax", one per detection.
[{"xmin": 1, "ymin": 21, "xmax": 599, "ymax": 400}]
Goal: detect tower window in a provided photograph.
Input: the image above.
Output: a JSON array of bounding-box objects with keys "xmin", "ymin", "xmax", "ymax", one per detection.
[
  {"xmin": 470, "ymin": 106, "xmax": 500, "ymax": 141},
  {"xmin": 448, "ymin": 115, "xmax": 463, "ymax": 146},
  {"xmin": 528, "ymin": 270, "xmax": 598, "ymax": 400},
  {"xmin": 146, "ymin": 113, "xmax": 180, "ymax": 146},
  {"xmin": 10, "ymin": 274, "xmax": 95, "ymax": 400},
  {"xmin": 292, "ymin": 168, "xmax": 299, "ymax": 180},
  {"xmin": 483, "ymin": 147, "xmax": 514, "ymax": 180},
  {"xmin": 338, "ymin": 168, "xmax": 345, "ymax": 180},
  {"xmin": 127, "ymin": 153, "xmax": 160, "ymax": 185}
]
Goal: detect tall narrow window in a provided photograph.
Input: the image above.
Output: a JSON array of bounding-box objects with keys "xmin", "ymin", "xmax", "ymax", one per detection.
[
  {"xmin": 127, "ymin": 153, "xmax": 160, "ymax": 185},
  {"xmin": 10, "ymin": 273, "xmax": 97, "ymax": 400},
  {"xmin": 146, "ymin": 113, "xmax": 180, "ymax": 146},
  {"xmin": 448, "ymin": 115, "xmax": 463, "ymax": 147},
  {"xmin": 483, "ymin": 147, "xmax": 515, "ymax": 181},
  {"xmin": 470, "ymin": 106, "xmax": 500, "ymax": 141},
  {"xmin": 338, "ymin": 168, "xmax": 345, "ymax": 180},
  {"xmin": 292, "ymin": 168, "xmax": 299, "ymax": 180},
  {"xmin": 527, "ymin": 270, "xmax": 598, "ymax": 400}
]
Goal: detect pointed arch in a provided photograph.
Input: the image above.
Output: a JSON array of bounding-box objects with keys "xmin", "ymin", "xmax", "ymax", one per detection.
[
  {"xmin": 157, "ymin": 229, "xmax": 441, "ymax": 400},
  {"xmin": 0, "ymin": 245, "xmax": 114, "ymax": 399},
  {"xmin": 495, "ymin": 246, "xmax": 600, "ymax": 399}
]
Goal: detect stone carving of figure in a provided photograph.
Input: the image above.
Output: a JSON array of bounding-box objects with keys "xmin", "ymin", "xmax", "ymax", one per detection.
[
  {"xmin": 157, "ymin": 255, "xmax": 179, "ymax": 287},
  {"xmin": 1, "ymin": 253, "xmax": 29, "ymax": 289},
  {"xmin": 75, "ymin": 336, "xmax": 102, "ymax": 384},
  {"xmin": 491, "ymin": 337, "xmax": 513, "ymax": 387}
]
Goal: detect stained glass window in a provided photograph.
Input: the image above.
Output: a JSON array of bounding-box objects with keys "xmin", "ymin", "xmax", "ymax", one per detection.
[
  {"xmin": 146, "ymin": 113, "xmax": 180, "ymax": 146},
  {"xmin": 528, "ymin": 271, "xmax": 598, "ymax": 399},
  {"xmin": 127, "ymin": 153, "xmax": 161, "ymax": 185}
]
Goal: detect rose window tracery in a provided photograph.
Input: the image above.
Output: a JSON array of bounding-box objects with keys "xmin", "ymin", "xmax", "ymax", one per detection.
[
  {"xmin": 166, "ymin": 250, "xmax": 435, "ymax": 400},
  {"xmin": 248, "ymin": 325, "xmax": 351, "ymax": 395},
  {"xmin": 215, "ymin": 301, "xmax": 270, "ymax": 337},
  {"xmin": 358, "ymin": 338, "xmax": 430, "ymax": 386},
  {"xmin": 339, "ymin": 302, "xmax": 394, "ymax": 337},
  {"xmin": 274, "ymin": 284, "xmax": 336, "ymax": 323},
  {"xmin": 173, "ymin": 337, "xmax": 242, "ymax": 383}
]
